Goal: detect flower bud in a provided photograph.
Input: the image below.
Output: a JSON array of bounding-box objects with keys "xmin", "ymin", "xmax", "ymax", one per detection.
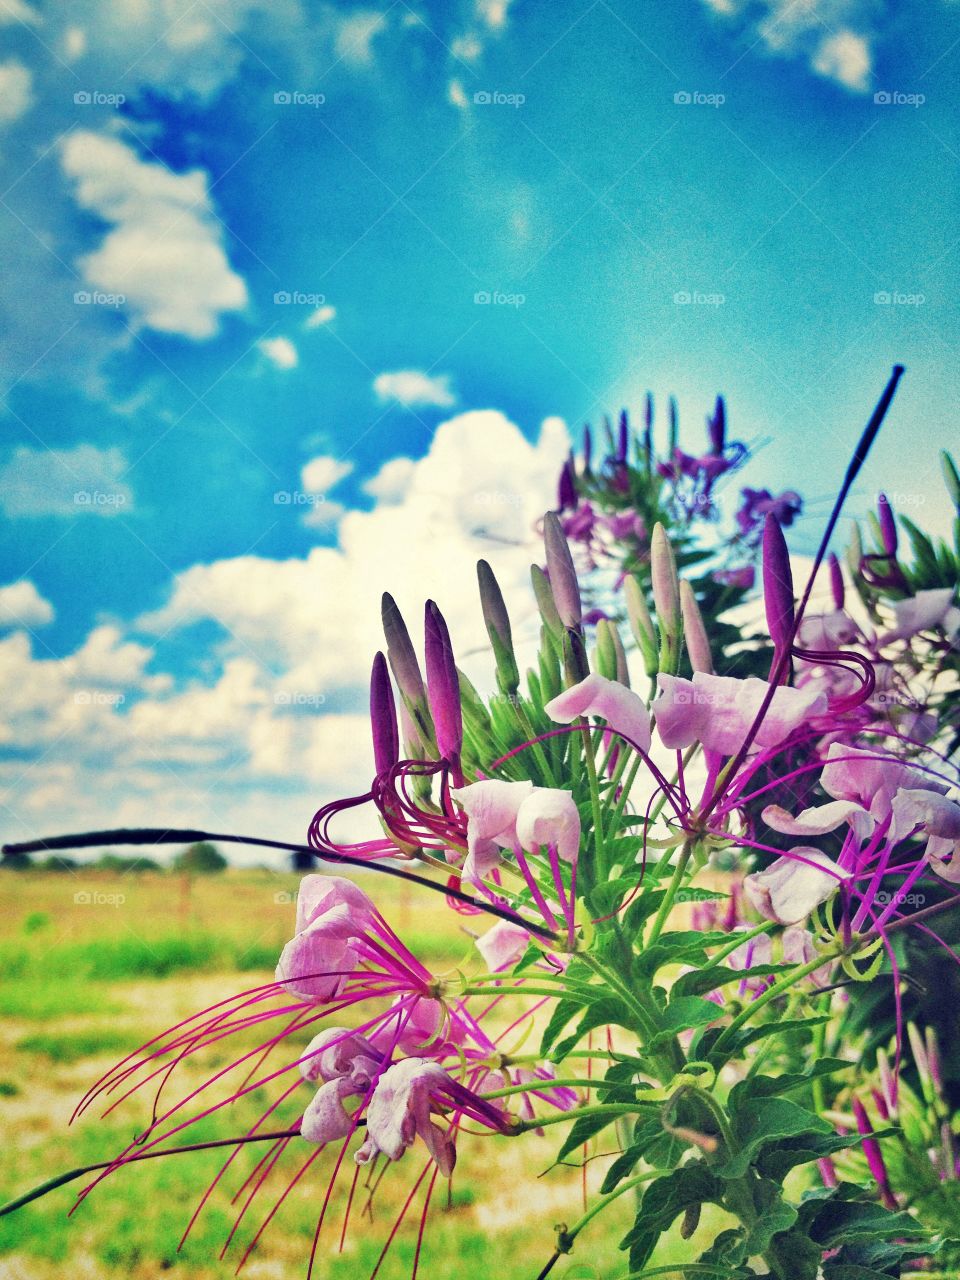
[
  {"xmin": 762, "ymin": 513, "xmax": 795, "ymax": 654},
  {"xmin": 557, "ymin": 457, "xmax": 577, "ymax": 511},
  {"xmin": 624, "ymin": 574, "xmax": 659, "ymax": 678},
  {"xmin": 643, "ymin": 392, "xmax": 653, "ymax": 470},
  {"xmin": 610, "ymin": 622, "xmax": 630, "ymax": 687},
  {"xmin": 707, "ymin": 394, "xmax": 725, "ymax": 455},
  {"xmin": 650, "ymin": 523, "xmax": 680, "ymax": 634},
  {"xmin": 562, "ymin": 626, "xmax": 590, "ymax": 685},
  {"xmin": 616, "ymin": 409, "xmax": 629, "ymax": 464},
  {"xmin": 594, "ymin": 618, "xmax": 618, "ymax": 680},
  {"xmin": 543, "ymin": 512, "xmax": 582, "ymax": 629},
  {"xmin": 370, "ymin": 651, "xmax": 399, "ymax": 775},
  {"xmin": 582, "ymin": 424, "xmax": 592, "ymax": 474},
  {"xmin": 382, "ymin": 593, "xmax": 426, "ymax": 708},
  {"xmin": 424, "ymin": 601, "xmax": 463, "ymax": 764},
  {"xmin": 877, "ymin": 492, "xmax": 898, "ymax": 556},
  {"xmin": 679, "ymin": 580, "xmax": 713, "ymax": 674},
  {"xmin": 477, "ymin": 559, "xmax": 520, "ymax": 695},
  {"xmin": 828, "ymin": 552, "xmax": 845, "ymax": 610},
  {"xmin": 530, "ymin": 567, "xmax": 563, "ymax": 652},
  {"xmin": 668, "ymin": 395, "xmax": 679, "ymax": 455}
]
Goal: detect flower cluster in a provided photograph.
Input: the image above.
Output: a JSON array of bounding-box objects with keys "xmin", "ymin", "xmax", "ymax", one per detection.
[{"xmin": 5, "ymin": 368, "xmax": 959, "ymax": 1280}]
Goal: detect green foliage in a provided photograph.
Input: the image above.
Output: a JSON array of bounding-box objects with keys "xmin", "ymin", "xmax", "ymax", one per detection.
[{"xmin": 171, "ymin": 842, "xmax": 227, "ymax": 874}]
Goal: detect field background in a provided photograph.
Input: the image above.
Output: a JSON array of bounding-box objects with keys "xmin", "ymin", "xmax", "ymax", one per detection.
[{"xmin": 0, "ymin": 866, "xmax": 699, "ymax": 1280}]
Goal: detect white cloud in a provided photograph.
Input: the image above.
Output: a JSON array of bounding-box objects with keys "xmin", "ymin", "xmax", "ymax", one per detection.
[
  {"xmin": 362, "ymin": 456, "xmax": 416, "ymax": 504},
  {"xmin": 61, "ymin": 131, "xmax": 248, "ymax": 339},
  {"xmin": 259, "ymin": 335, "xmax": 298, "ymax": 369},
  {"xmin": 62, "ymin": 26, "xmax": 86, "ymax": 60},
  {"xmin": 305, "ymin": 304, "xmax": 336, "ymax": 329},
  {"xmin": 0, "ymin": 444, "xmax": 133, "ymax": 517},
  {"xmin": 0, "ymin": 580, "xmax": 54, "ymax": 629},
  {"xmin": 0, "ymin": 60, "xmax": 33, "ymax": 124},
  {"xmin": 373, "ymin": 369, "xmax": 456, "ymax": 408},
  {"xmin": 698, "ymin": 0, "xmax": 875, "ymax": 92},
  {"xmin": 141, "ymin": 410, "xmax": 569, "ymax": 697},
  {"xmin": 0, "ymin": 409, "xmax": 572, "ymax": 851},
  {"xmin": 812, "ymin": 30, "xmax": 871, "ymax": 91},
  {"xmin": 0, "ymin": 0, "xmax": 39, "ymax": 25},
  {"xmin": 301, "ymin": 455, "xmax": 353, "ymax": 494},
  {"xmin": 448, "ymin": 78, "xmax": 470, "ymax": 111},
  {"xmin": 476, "ymin": 0, "xmax": 514, "ymax": 30},
  {"xmin": 334, "ymin": 10, "xmax": 388, "ymax": 66}
]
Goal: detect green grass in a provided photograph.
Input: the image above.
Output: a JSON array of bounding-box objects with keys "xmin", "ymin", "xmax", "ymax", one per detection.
[
  {"xmin": 0, "ymin": 979, "xmax": 123, "ymax": 1020},
  {"xmin": 16, "ymin": 1030, "xmax": 144, "ymax": 1063},
  {"xmin": 0, "ymin": 934, "xmax": 281, "ymax": 984}
]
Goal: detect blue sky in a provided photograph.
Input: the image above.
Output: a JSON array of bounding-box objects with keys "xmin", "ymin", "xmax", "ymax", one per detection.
[{"xmin": 1, "ymin": 0, "xmax": 958, "ymax": 853}]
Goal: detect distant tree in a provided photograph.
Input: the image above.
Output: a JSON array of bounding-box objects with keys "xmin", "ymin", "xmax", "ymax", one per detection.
[
  {"xmin": 172, "ymin": 842, "xmax": 228, "ymax": 874},
  {"xmin": 0, "ymin": 850, "xmax": 31, "ymax": 872},
  {"xmin": 42, "ymin": 855, "xmax": 79, "ymax": 872},
  {"xmin": 95, "ymin": 853, "xmax": 162, "ymax": 873}
]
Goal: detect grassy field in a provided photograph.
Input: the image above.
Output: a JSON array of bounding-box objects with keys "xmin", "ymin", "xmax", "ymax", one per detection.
[{"xmin": 0, "ymin": 866, "xmax": 697, "ymax": 1280}]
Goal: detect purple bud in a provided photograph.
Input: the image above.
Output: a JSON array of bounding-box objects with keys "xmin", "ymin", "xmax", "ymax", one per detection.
[
  {"xmin": 616, "ymin": 409, "xmax": 629, "ymax": 464},
  {"xmin": 381, "ymin": 593, "xmax": 426, "ymax": 708},
  {"xmin": 582, "ymin": 424, "xmax": 592, "ymax": 473},
  {"xmin": 370, "ymin": 652, "xmax": 399, "ymax": 775},
  {"xmin": 650, "ymin": 523, "xmax": 680, "ymax": 633},
  {"xmin": 543, "ymin": 512, "xmax": 582, "ymax": 629},
  {"xmin": 707, "ymin": 395, "xmax": 726, "ymax": 455},
  {"xmin": 424, "ymin": 601, "xmax": 462, "ymax": 763},
  {"xmin": 852, "ymin": 1096, "xmax": 897, "ymax": 1210},
  {"xmin": 828, "ymin": 552, "xmax": 845, "ymax": 610},
  {"xmin": 877, "ymin": 492, "xmax": 898, "ymax": 556},
  {"xmin": 762, "ymin": 514, "xmax": 795, "ymax": 653},
  {"xmin": 557, "ymin": 457, "xmax": 577, "ymax": 511},
  {"xmin": 680, "ymin": 580, "xmax": 713, "ymax": 674},
  {"xmin": 668, "ymin": 396, "xmax": 679, "ymax": 454}
]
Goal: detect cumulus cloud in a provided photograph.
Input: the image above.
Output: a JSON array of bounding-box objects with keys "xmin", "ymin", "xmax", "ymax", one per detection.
[
  {"xmin": 0, "ymin": 581, "xmax": 54, "ymax": 629},
  {"xmin": 0, "ymin": 60, "xmax": 33, "ymax": 124},
  {"xmin": 0, "ymin": 409, "xmax": 571, "ymax": 850},
  {"xmin": 362, "ymin": 456, "xmax": 416, "ymax": 504},
  {"xmin": 373, "ymin": 369, "xmax": 457, "ymax": 408},
  {"xmin": 61, "ymin": 131, "xmax": 248, "ymax": 339},
  {"xmin": 698, "ymin": 0, "xmax": 876, "ymax": 92},
  {"xmin": 305, "ymin": 305, "xmax": 336, "ymax": 329},
  {"xmin": 301, "ymin": 455, "xmax": 353, "ymax": 494},
  {"xmin": 0, "ymin": 444, "xmax": 133, "ymax": 518},
  {"xmin": 259, "ymin": 336, "xmax": 299, "ymax": 369},
  {"xmin": 334, "ymin": 10, "xmax": 389, "ymax": 66}
]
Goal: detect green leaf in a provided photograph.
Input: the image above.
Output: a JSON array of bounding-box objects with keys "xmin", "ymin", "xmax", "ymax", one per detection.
[
  {"xmin": 671, "ymin": 963, "xmax": 782, "ymax": 1000},
  {"xmin": 620, "ymin": 1163, "xmax": 723, "ymax": 1272},
  {"xmin": 717, "ymin": 1096, "xmax": 832, "ymax": 1179},
  {"xmin": 556, "ymin": 1110, "xmax": 621, "ymax": 1162},
  {"xmin": 553, "ymin": 996, "xmax": 636, "ymax": 1060},
  {"xmin": 649, "ymin": 996, "xmax": 721, "ymax": 1047},
  {"xmin": 697, "ymin": 1013, "xmax": 831, "ymax": 1066},
  {"xmin": 732, "ymin": 1059, "xmax": 852, "ymax": 1101},
  {"xmin": 741, "ymin": 1177, "xmax": 798, "ymax": 1255}
]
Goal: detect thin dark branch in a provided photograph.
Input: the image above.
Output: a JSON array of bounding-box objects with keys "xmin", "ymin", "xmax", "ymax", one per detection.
[{"xmin": 2, "ymin": 827, "xmax": 559, "ymax": 940}]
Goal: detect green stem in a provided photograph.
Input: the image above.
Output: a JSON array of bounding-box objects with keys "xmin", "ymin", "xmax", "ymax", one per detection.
[
  {"xmin": 645, "ymin": 838, "xmax": 695, "ymax": 947},
  {"xmin": 0, "ymin": 1129, "xmax": 301, "ymax": 1218},
  {"xmin": 712, "ymin": 944, "xmax": 844, "ymax": 1058}
]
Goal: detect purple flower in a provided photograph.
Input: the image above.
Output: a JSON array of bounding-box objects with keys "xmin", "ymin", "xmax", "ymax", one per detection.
[
  {"xmin": 275, "ymin": 876, "xmax": 379, "ymax": 1002},
  {"xmin": 654, "ymin": 672, "xmax": 827, "ymax": 757},
  {"xmin": 424, "ymin": 600, "xmax": 463, "ymax": 766},
  {"xmin": 743, "ymin": 847, "xmax": 839, "ymax": 925},
  {"xmin": 545, "ymin": 672, "xmax": 652, "ymax": 753}
]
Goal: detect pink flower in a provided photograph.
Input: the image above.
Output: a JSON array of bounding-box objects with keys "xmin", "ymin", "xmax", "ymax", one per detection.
[
  {"xmin": 820, "ymin": 743, "xmax": 940, "ymax": 818},
  {"xmin": 796, "ymin": 609, "xmax": 859, "ymax": 650},
  {"xmin": 475, "ymin": 919, "xmax": 530, "ymax": 972},
  {"xmin": 449, "ymin": 779, "xmax": 533, "ymax": 884},
  {"xmin": 743, "ymin": 847, "xmax": 839, "ymax": 925},
  {"xmin": 654, "ymin": 672, "xmax": 826, "ymax": 756},
  {"xmin": 545, "ymin": 673, "xmax": 651, "ymax": 753},
  {"xmin": 515, "ymin": 787, "xmax": 581, "ymax": 864},
  {"xmin": 892, "ymin": 788, "xmax": 960, "ymax": 881},
  {"xmin": 370, "ymin": 997, "xmax": 449, "ymax": 1055},
  {"xmin": 298, "ymin": 1026, "xmax": 380, "ymax": 1087},
  {"xmin": 301, "ymin": 1077, "xmax": 362, "ymax": 1145},
  {"xmin": 275, "ymin": 877, "xmax": 378, "ymax": 1003},
  {"xmin": 356, "ymin": 1058, "xmax": 457, "ymax": 1175},
  {"xmin": 880, "ymin": 588, "xmax": 960, "ymax": 644}
]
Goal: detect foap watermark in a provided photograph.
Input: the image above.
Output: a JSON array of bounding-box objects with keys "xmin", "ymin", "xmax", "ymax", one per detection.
[
  {"xmin": 74, "ymin": 690, "xmax": 125, "ymax": 707},
  {"xmin": 274, "ymin": 90, "xmax": 325, "ymax": 107},
  {"xmin": 874, "ymin": 290, "xmax": 924, "ymax": 307},
  {"xmin": 274, "ymin": 691, "xmax": 327, "ymax": 708},
  {"xmin": 274, "ymin": 491, "xmax": 326, "ymax": 507},
  {"xmin": 473, "ymin": 89, "xmax": 525, "ymax": 107},
  {"xmin": 473, "ymin": 489, "xmax": 523, "ymax": 508},
  {"xmin": 874, "ymin": 890, "xmax": 926, "ymax": 908},
  {"xmin": 274, "ymin": 290, "xmax": 326, "ymax": 306},
  {"xmin": 74, "ymin": 890, "xmax": 126, "ymax": 907},
  {"xmin": 874, "ymin": 490, "xmax": 927, "ymax": 509},
  {"xmin": 874, "ymin": 90, "xmax": 925, "ymax": 107},
  {"xmin": 674, "ymin": 289, "xmax": 725, "ymax": 307},
  {"xmin": 273, "ymin": 890, "xmax": 299, "ymax": 905},
  {"xmin": 74, "ymin": 490, "xmax": 127, "ymax": 508},
  {"xmin": 674, "ymin": 90, "xmax": 725, "ymax": 107},
  {"xmin": 73, "ymin": 90, "xmax": 126, "ymax": 106},
  {"xmin": 474, "ymin": 290, "xmax": 526, "ymax": 308},
  {"xmin": 74, "ymin": 290, "xmax": 125, "ymax": 308}
]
